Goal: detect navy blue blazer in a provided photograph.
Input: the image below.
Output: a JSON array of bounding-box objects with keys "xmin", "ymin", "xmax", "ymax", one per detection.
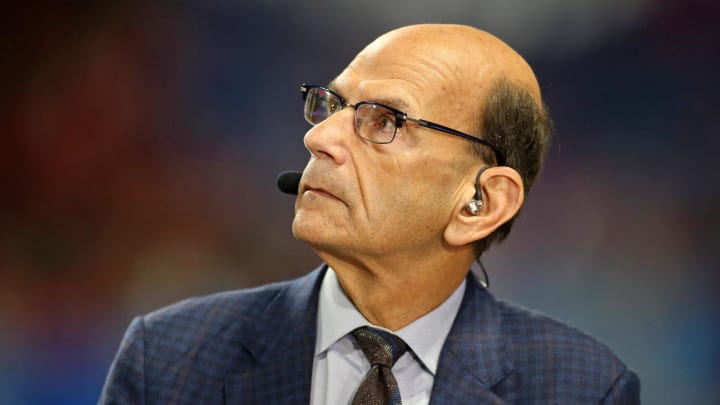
[{"xmin": 100, "ymin": 265, "xmax": 640, "ymax": 404}]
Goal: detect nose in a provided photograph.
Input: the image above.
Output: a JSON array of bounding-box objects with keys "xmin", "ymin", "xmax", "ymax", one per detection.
[{"xmin": 303, "ymin": 108, "xmax": 355, "ymax": 164}]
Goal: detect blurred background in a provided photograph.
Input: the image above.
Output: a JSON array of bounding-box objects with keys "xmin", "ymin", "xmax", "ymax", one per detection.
[{"xmin": 1, "ymin": 0, "xmax": 718, "ymax": 403}]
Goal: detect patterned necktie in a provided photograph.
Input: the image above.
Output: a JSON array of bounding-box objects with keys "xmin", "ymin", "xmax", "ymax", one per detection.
[{"xmin": 351, "ymin": 326, "xmax": 408, "ymax": 405}]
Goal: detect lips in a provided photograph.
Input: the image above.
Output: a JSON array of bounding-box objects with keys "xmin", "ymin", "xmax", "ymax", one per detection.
[
  {"xmin": 299, "ymin": 163, "xmax": 348, "ymax": 206},
  {"xmin": 299, "ymin": 175, "xmax": 348, "ymax": 206},
  {"xmin": 303, "ymin": 185, "xmax": 340, "ymax": 201}
]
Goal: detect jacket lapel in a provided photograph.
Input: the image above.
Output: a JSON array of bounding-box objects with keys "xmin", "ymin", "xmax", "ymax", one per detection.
[
  {"xmin": 430, "ymin": 272, "xmax": 514, "ymax": 405},
  {"xmin": 224, "ymin": 265, "xmax": 327, "ymax": 404},
  {"xmin": 223, "ymin": 266, "xmax": 514, "ymax": 404}
]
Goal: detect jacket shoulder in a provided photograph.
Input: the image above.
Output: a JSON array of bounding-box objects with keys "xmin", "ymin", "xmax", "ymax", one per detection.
[
  {"xmin": 143, "ymin": 280, "xmax": 288, "ymax": 340},
  {"xmin": 498, "ymin": 298, "xmax": 625, "ymax": 369},
  {"xmin": 99, "ymin": 278, "xmax": 303, "ymax": 404},
  {"xmin": 495, "ymin": 299, "xmax": 640, "ymax": 403}
]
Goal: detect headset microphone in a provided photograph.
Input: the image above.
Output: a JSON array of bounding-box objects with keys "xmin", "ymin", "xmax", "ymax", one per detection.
[
  {"xmin": 466, "ymin": 165, "xmax": 491, "ymax": 215},
  {"xmin": 277, "ymin": 170, "xmax": 303, "ymax": 195}
]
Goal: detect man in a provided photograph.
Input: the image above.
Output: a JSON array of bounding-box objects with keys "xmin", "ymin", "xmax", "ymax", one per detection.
[{"xmin": 100, "ymin": 24, "xmax": 640, "ymax": 404}]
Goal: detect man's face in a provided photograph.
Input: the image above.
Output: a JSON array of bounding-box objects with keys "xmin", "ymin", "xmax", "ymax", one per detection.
[{"xmin": 292, "ymin": 32, "xmax": 480, "ymax": 262}]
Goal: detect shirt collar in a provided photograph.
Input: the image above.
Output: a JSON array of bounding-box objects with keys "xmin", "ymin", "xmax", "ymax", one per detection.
[{"xmin": 315, "ymin": 267, "xmax": 466, "ymax": 375}]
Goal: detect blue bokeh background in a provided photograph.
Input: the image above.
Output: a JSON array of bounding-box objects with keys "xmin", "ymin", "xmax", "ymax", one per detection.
[{"xmin": 1, "ymin": 1, "xmax": 718, "ymax": 403}]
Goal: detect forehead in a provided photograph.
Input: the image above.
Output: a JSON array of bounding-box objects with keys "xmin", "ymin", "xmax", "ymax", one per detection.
[{"xmin": 331, "ymin": 36, "xmax": 487, "ymax": 121}]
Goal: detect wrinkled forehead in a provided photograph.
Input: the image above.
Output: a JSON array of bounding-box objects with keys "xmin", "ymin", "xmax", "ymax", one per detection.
[{"xmin": 333, "ymin": 30, "xmax": 491, "ymax": 120}]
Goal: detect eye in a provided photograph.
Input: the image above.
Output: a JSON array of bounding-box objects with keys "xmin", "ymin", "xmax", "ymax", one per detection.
[
  {"xmin": 376, "ymin": 116, "xmax": 393, "ymax": 130},
  {"xmin": 372, "ymin": 110, "xmax": 396, "ymax": 133}
]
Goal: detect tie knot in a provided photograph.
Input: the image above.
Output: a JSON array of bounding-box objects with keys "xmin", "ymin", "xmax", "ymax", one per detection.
[{"xmin": 352, "ymin": 327, "xmax": 407, "ymax": 367}]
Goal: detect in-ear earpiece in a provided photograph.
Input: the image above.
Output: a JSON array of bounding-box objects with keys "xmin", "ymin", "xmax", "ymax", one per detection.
[
  {"xmin": 466, "ymin": 199, "xmax": 483, "ymax": 215},
  {"xmin": 465, "ymin": 165, "xmax": 491, "ymax": 215}
]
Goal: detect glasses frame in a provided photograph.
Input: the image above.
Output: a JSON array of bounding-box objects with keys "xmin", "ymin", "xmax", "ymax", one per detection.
[{"xmin": 301, "ymin": 84, "xmax": 505, "ymax": 166}]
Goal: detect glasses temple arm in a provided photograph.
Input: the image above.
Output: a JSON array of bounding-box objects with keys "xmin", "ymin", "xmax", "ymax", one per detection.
[{"xmin": 405, "ymin": 117, "xmax": 506, "ymax": 165}]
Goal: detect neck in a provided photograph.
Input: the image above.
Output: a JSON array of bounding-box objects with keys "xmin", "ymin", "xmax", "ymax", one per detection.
[{"xmin": 318, "ymin": 250, "xmax": 472, "ymax": 331}]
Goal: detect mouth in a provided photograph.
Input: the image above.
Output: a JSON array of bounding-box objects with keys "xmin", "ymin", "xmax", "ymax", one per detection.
[
  {"xmin": 303, "ymin": 185, "xmax": 338, "ymax": 200},
  {"xmin": 300, "ymin": 181, "xmax": 348, "ymax": 206}
]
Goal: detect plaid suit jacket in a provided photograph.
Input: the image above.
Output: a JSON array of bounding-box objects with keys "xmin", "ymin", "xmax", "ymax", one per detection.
[{"xmin": 100, "ymin": 265, "xmax": 640, "ymax": 404}]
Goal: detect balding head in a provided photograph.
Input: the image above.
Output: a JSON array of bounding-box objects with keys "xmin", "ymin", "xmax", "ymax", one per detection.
[{"xmin": 357, "ymin": 24, "xmax": 542, "ymax": 106}]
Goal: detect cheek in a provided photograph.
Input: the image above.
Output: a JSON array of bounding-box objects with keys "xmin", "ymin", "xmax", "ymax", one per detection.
[
  {"xmin": 355, "ymin": 147, "xmax": 460, "ymax": 229},
  {"xmin": 367, "ymin": 177, "xmax": 450, "ymax": 231},
  {"xmin": 368, "ymin": 155, "xmax": 450, "ymax": 207},
  {"xmin": 398, "ymin": 169, "xmax": 458, "ymax": 220},
  {"xmin": 358, "ymin": 172, "xmax": 404, "ymax": 219}
]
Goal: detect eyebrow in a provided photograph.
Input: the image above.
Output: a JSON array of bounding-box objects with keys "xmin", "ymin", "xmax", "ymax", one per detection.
[{"xmin": 326, "ymin": 80, "xmax": 412, "ymax": 114}]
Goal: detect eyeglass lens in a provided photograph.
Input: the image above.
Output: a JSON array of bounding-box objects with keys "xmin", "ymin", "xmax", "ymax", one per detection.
[
  {"xmin": 304, "ymin": 87, "xmax": 398, "ymax": 143},
  {"xmin": 304, "ymin": 88, "xmax": 340, "ymax": 125}
]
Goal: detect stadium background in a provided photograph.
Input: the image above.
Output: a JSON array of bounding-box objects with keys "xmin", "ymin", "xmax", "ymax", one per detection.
[{"xmin": 1, "ymin": 1, "xmax": 718, "ymax": 403}]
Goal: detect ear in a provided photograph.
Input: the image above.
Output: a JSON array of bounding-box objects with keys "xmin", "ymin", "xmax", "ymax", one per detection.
[{"xmin": 444, "ymin": 166, "xmax": 525, "ymax": 247}]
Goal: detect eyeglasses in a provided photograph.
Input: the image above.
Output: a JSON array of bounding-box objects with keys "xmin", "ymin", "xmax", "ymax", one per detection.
[{"xmin": 301, "ymin": 84, "xmax": 505, "ymax": 165}]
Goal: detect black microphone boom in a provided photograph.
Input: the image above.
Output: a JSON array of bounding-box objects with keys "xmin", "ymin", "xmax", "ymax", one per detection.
[{"xmin": 277, "ymin": 170, "xmax": 302, "ymax": 195}]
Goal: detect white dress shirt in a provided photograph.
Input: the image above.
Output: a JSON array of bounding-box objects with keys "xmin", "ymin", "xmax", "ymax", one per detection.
[{"xmin": 310, "ymin": 268, "xmax": 466, "ymax": 405}]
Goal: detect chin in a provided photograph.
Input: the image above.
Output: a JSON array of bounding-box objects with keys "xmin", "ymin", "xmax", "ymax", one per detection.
[
  {"xmin": 291, "ymin": 216, "xmax": 326, "ymax": 244},
  {"xmin": 291, "ymin": 218, "xmax": 348, "ymax": 254}
]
